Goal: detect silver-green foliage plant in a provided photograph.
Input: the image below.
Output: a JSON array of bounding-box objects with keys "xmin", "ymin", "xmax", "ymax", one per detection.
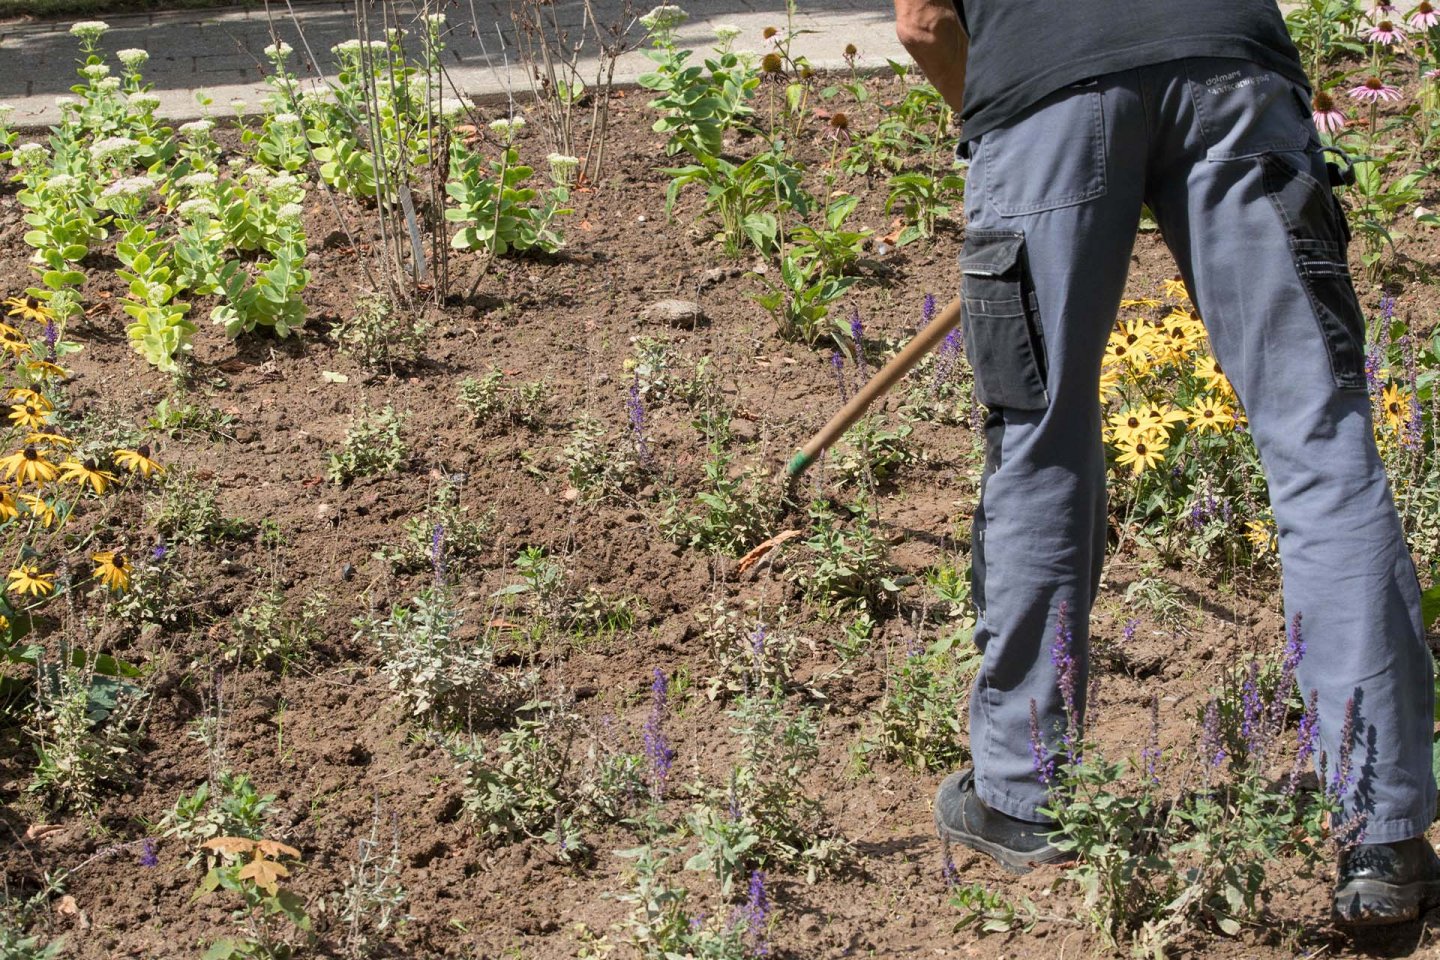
[
  {"xmin": 327, "ymin": 405, "xmax": 408, "ymax": 485},
  {"xmin": 28, "ymin": 652, "xmax": 143, "ymax": 812},
  {"xmin": 445, "ymin": 121, "xmax": 573, "ymax": 258},
  {"xmin": 333, "ymin": 292, "xmax": 431, "ymax": 371},
  {"xmin": 354, "ymin": 587, "xmax": 507, "ymax": 726},
  {"xmin": 866, "ymin": 628, "xmax": 977, "ymax": 773}
]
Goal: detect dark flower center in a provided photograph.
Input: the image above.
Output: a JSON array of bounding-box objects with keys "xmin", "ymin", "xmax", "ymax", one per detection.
[
  {"xmin": 22, "ymin": 446, "xmax": 37, "ymax": 461},
  {"xmin": 1366, "ymin": 76, "xmax": 1386, "ymax": 90}
]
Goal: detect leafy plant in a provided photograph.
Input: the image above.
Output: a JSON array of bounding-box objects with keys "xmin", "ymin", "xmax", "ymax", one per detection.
[
  {"xmin": 637, "ymin": 24, "xmax": 758, "ymax": 158},
  {"xmin": 446, "ymin": 137, "xmax": 572, "ymax": 257},
  {"xmin": 327, "ymin": 405, "xmax": 408, "ymax": 485},
  {"xmin": 333, "ymin": 293, "xmax": 431, "ymax": 371},
  {"xmin": 665, "ymin": 149, "xmax": 810, "ymax": 258},
  {"xmin": 194, "ymin": 836, "xmax": 312, "ymax": 960},
  {"xmin": 751, "ymin": 252, "xmax": 857, "ymax": 346},
  {"xmin": 885, "ymin": 169, "xmax": 965, "ymax": 244}
]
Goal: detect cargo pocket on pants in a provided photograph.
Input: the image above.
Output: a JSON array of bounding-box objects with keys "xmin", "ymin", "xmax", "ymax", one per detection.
[
  {"xmin": 960, "ymin": 231, "xmax": 1050, "ymax": 410},
  {"xmin": 1261, "ymin": 152, "xmax": 1367, "ymax": 391}
]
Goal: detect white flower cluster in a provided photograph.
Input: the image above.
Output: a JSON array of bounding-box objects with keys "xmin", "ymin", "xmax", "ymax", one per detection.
[
  {"xmin": 547, "ymin": 152, "xmax": 579, "ymax": 183},
  {"xmin": 438, "ymin": 96, "xmax": 470, "ymax": 119},
  {"xmin": 714, "ymin": 23, "xmax": 742, "ymax": 46},
  {"xmin": 80, "ymin": 63, "xmax": 111, "ymax": 80},
  {"xmin": 270, "ymin": 112, "xmax": 302, "ymax": 127},
  {"xmin": 12, "ymin": 143, "xmax": 47, "ymax": 169},
  {"xmin": 177, "ymin": 171, "xmax": 217, "ymax": 190},
  {"xmin": 0, "ymin": 104, "xmax": 14, "ymax": 124},
  {"xmin": 102, "ymin": 175, "xmax": 155, "ymax": 201},
  {"xmin": 425, "ymin": 12, "xmax": 445, "ymax": 25},
  {"xmin": 128, "ymin": 92, "xmax": 162, "ymax": 112},
  {"xmin": 275, "ymin": 202, "xmax": 305, "ymax": 227},
  {"xmin": 117, "ymin": 48, "xmax": 149, "ymax": 69},
  {"xmin": 332, "ymin": 38, "xmax": 388, "ymax": 57},
  {"xmin": 177, "ymin": 198, "xmax": 217, "ymax": 221},
  {"xmin": 640, "ymin": 5, "xmax": 688, "ymax": 32},
  {"xmin": 179, "ymin": 118, "xmax": 215, "ymax": 138},
  {"xmin": 69, "ymin": 20, "xmax": 110, "ymax": 40},
  {"xmin": 265, "ymin": 172, "xmax": 305, "ymax": 205},
  {"xmin": 96, "ymin": 77, "xmax": 122, "ymax": 93},
  {"xmin": 89, "ymin": 135, "xmax": 140, "ymax": 162},
  {"xmin": 263, "ymin": 41, "xmax": 294, "ymax": 60},
  {"xmin": 489, "ymin": 116, "xmax": 525, "ymax": 140},
  {"xmin": 45, "ymin": 174, "xmax": 81, "ymax": 193}
]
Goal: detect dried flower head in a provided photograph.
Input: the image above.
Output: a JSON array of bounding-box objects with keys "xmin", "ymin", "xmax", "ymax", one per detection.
[{"xmin": 761, "ymin": 52, "xmax": 784, "ymax": 75}]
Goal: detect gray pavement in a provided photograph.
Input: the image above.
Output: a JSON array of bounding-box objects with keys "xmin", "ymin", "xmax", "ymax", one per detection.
[{"xmin": 0, "ymin": 1, "xmax": 907, "ymax": 126}]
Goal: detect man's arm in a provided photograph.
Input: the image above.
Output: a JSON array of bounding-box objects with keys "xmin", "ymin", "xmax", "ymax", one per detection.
[{"xmin": 894, "ymin": 0, "xmax": 969, "ymax": 116}]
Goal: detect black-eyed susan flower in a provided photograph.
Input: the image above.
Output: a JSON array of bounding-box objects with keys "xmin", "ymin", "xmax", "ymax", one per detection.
[
  {"xmin": 8, "ymin": 403, "xmax": 50, "ymax": 430},
  {"xmin": 7, "ymin": 388, "xmax": 51, "ymax": 410},
  {"xmin": 1188, "ymin": 397, "xmax": 1233, "ymax": 435},
  {"xmin": 91, "ymin": 551, "xmax": 130, "ymax": 592},
  {"xmin": 0, "ymin": 445, "xmax": 59, "ymax": 485},
  {"xmin": 1380, "ymin": 383, "xmax": 1408, "ymax": 431},
  {"xmin": 7, "ymin": 563, "xmax": 54, "ymax": 598},
  {"xmin": 1, "ymin": 335, "xmax": 30, "ymax": 360},
  {"xmin": 113, "ymin": 445, "xmax": 163, "ymax": 478},
  {"xmin": 1244, "ymin": 519, "xmax": 1276, "ymax": 555},
  {"xmin": 1195, "ymin": 355, "xmax": 1232, "ymax": 395},
  {"xmin": 0, "ymin": 320, "xmax": 18, "ymax": 340},
  {"xmin": 1139, "ymin": 403, "xmax": 1187, "ymax": 432},
  {"xmin": 0, "ymin": 486, "xmax": 17, "ymax": 522},
  {"xmin": 19, "ymin": 493, "xmax": 57, "ymax": 528},
  {"xmin": 1162, "ymin": 276, "xmax": 1191, "ymax": 301},
  {"xmin": 25, "ymin": 431, "xmax": 72, "ymax": 449},
  {"xmin": 25, "ymin": 358, "xmax": 67, "ymax": 380},
  {"xmin": 1107, "ymin": 408, "xmax": 1149, "ymax": 444},
  {"xmin": 1115, "ymin": 433, "xmax": 1168, "ymax": 474},
  {"xmin": 4, "ymin": 295, "xmax": 49, "ymax": 324},
  {"xmin": 59, "ymin": 458, "xmax": 114, "ymax": 495},
  {"xmin": 1119, "ymin": 296, "xmax": 1163, "ymax": 309}
]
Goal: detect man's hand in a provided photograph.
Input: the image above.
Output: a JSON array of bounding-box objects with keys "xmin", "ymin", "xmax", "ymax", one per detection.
[{"xmin": 894, "ymin": 0, "xmax": 969, "ymax": 116}]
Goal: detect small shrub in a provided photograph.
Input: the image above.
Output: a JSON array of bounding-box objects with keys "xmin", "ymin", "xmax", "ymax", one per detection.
[
  {"xmin": 148, "ymin": 471, "xmax": 251, "ymax": 544},
  {"xmin": 802, "ymin": 497, "xmax": 899, "ymax": 616},
  {"xmin": 226, "ymin": 588, "xmax": 328, "ymax": 668},
  {"xmin": 160, "ymin": 772, "xmax": 277, "ymax": 867},
  {"xmin": 28, "ymin": 655, "xmax": 143, "ymax": 812},
  {"xmin": 379, "ymin": 481, "xmax": 494, "ymax": 574},
  {"xmin": 333, "ymin": 293, "xmax": 430, "ymax": 371},
  {"xmin": 327, "ymin": 405, "xmax": 407, "ymax": 485},
  {"xmin": 866, "ymin": 628, "xmax": 977, "ymax": 773}
]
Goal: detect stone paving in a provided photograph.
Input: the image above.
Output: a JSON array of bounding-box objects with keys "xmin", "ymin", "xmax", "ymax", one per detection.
[{"xmin": 0, "ymin": 0, "xmax": 906, "ymax": 125}]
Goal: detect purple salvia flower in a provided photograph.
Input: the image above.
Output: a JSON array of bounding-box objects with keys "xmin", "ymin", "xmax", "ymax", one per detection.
[
  {"xmin": 1331, "ymin": 695, "xmax": 1357, "ymax": 797},
  {"xmin": 849, "ymin": 307, "xmax": 868, "ymax": 380},
  {"xmin": 742, "ymin": 870, "xmax": 771, "ymax": 956},
  {"xmin": 1051, "ymin": 601, "xmax": 1078, "ymax": 731},
  {"xmin": 941, "ymin": 851, "xmax": 959, "ymax": 888},
  {"xmin": 749, "ymin": 623, "xmax": 767, "ymax": 670},
  {"xmin": 139, "ymin": 838, "xmax": 158, "ymax": 867},
  {"xmin": 642, "ymin": 668, "xmax": 675, "ymax": 800},
  {"xmin": 930, "ymin": 328, "xmax": 962, "ymax": 397},
  {"xmin": 152, "ymin": 542, "xmax": 168, "ymax": 562},
  {"xmin": 626, "ymin": 379, "xmax": 653, "ymax": 466},
  {"xmin": 1028, "ymin": 698, "xmax": 1056, "ymax": 787},
  {"xmin": 919, "ymin": 293, "xmax": 937, "ymax": 330},
  {"xmin": 43, "ymin": 319, "xmax": 58, "ymax": 358},
  {"xmin": 830, "ymin": 349, "xmax": 850, "ymax": 402},
  {"xmin": 1240, "ymin": 660, "xmax": 1264, "ymax": 756},
  {"xmin": 1269, "ymin": 613, "xmax": 1305, "ymax": 731},
  {"xmin": 1381, "ymin": 293, "xmax": 1396, "ymax": 322},
  {"xmin": 1286, "ymin": 689, "xmax": 1321, "ymax": 795},
  {"xmin": 1142, "ymin": 695, "xmax": 1162, "ymax": 785},
  {"xmin": 430, "ymin": 522, "xmax": 446, "ymax": 585},
  {"xmin": 1122, "ymin": 618, "xmax": 1139, "ymax": 643},
  {"xmin": 1202, "ymin": 698, "xmax": 1227, "ymax": 775}
]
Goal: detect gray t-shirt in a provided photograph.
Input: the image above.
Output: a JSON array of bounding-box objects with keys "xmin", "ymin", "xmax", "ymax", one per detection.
[{"xmin": 954, "ymin": 0, "xmax": 1308, "ymax": 141}]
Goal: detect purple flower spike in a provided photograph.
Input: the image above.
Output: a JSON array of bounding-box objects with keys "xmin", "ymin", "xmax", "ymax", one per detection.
[
  {"xmin": 830, "ymin": 349, "xmax": 850, "ymax": 402},
  {"xmin": 919, "ymin": 293, "xmax": 937, "ymax": 330},
  {"xmin": 642, "ymin": 668, "xmax": 676, "ymax": 800},
  {"xmin": 1142, "ymin": 695, "xmax": 1161, "ymax": 784},
  {"xmin": 1028, "ymin": 698, "xmax": 1056, "ymax": 787},
  {"xmin": 742, "ymin": 870, "xmax": 771, "ymax": 955},
  {"xmin": 139, "ymin": 838, "xmax": 159, "ymax": 867},
  {"xmin": 626, "ymin": 379, "xmax": 653, "ymax": 466},
  {"xmin": 1202, "ymin": 698, "xmax": 1226, "ymax": 775},
  {"xmin": 430, "ymin": 522, "xmax": 446, "ymax": 585}
]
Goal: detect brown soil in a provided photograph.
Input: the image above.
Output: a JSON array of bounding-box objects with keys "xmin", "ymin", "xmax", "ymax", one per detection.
[{"xmin": 0, "ymin": 74, "xmax": 1437, "ymax": 960}]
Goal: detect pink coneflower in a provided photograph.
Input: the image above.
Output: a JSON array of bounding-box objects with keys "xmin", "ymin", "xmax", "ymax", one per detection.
[
  {"xmin": 1410, "ymin": 0, "xmax": 1439, "ymax": 26},
  {"xmin": 1349, "ymin": 75, "xmax": 1405, "ymax": 100},
  {"xmin": 1425, "ymin": 67, "xmax": 1440, "ymax": 79},
  {"xmin": 1372, "ymin": 0, "xmax": 1399, "ymax": 15},
  {"xmin": 1368, "ymin": 19, "xmax": 1407, "ymax": 42},
  {"xmin": 1312, "ymin": 90, "xmax": 1348, "ymax": 133}
]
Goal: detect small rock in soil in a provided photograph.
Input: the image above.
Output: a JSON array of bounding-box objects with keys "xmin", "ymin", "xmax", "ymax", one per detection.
[{"xmin": 644, "ymin": 299, "xmax": 706, "ymax": 327}]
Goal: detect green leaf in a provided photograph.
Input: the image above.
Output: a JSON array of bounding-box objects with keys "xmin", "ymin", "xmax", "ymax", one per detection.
[{"xmin": 1422, "ymin": 581, "xmax": 1440, "ymax": 631}]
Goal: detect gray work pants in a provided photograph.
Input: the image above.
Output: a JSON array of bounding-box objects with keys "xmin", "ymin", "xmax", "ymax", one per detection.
[{"xmin": 960, "ymin": 57, "xmax": 1434, "ymax": 841}]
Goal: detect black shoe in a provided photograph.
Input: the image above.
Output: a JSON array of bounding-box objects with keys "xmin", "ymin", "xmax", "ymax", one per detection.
[
  {"xmin": 1333, "ymin": 837, "xmax": 1440, "ymax": 927},
  {"xmin": 933, "ymin": 769, "xmax": 1072, "ymax": 875}
]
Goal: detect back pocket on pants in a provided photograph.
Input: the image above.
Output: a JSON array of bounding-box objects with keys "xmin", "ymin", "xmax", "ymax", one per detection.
[{"xmin": 960, "ymin": 231, "xmax": 1050, "ymax": 410}]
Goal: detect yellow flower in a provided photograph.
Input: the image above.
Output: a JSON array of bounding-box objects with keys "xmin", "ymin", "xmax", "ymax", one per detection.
[
  {"xmin": 25, "ymin": 359, "xmax": 67, "ymax": 379},
  {"xmin": 7, "ymin": 388, "xmax": 51, "ymax": 410},
  {"xmin": 25, "ymin": 431, "xmax": 73, "ymax": 449},
  {"xmin": 8, "ymin": 403, "xmax": 50, "ymax": 430},
  {"xmin": 1195, "ymin": 355, "xmax": 1233, "ymax": 396},
  {"xmin": 1188, "ymin": 397, "xmax": 1233, "ymax": 434},
  {"xmin": 59, "ymin": 458, "xmax": 115, "ymax": 495},
  {"xmin": 1119, "ymin": 296, "xmax": 1163, "ymax": 309},
  {"xmin": 1, "ymin": 335, "xmax": 30, "ymax": 359},
  {"xmin": 1103, "ymin": 337, "xmax": 1147, "ymax": 370},
  {"xmin": 1244, "ymin": 519, "xmax": 1276, "ymax": 556},
  {"xmin": 19, "ymin": 493, "xmax": 57, "ymax": 528},
  {"xmin": 113, "ymin": 446, "xmax": 163, "ymax": 478},
  {"xmin": 0, "ymin": 445, "xmax": 59, "ymax": 486},
  {"xmin": 1107, "ymin": 408, "xmax": 1151, "ymax": 444},
  {"xmin": 1380, "ymin": 383, "xmax": 1408, "ymax": 432},
  {"xmin": 1099, "ymin": 366, "xmax": 1123, "ymax": 404},
  {"xmin": 1138, "ymin": 403, "xmax": 1187, "ymax": 433},
  {"xmin": 0, "ymin": 486, "xmax": 18, "ymax": 522},
  {"xmin": 1116, "ymin": 317, "xmax": 1158, "ymax": 352},
  {"xmin": 91, "ymin": 551, "xmax": 130, "ymax": 592},
  {"xmin": 7, "ymin": 563, "xmax": 54, "ymax": 598},
  {"xmin": 1162, "ymin": 276, "xmax": 1191, "ymax": 301},
  {"xmin": 1115, "ymin": 432, "xmax": 1169, "ymax": 474},
  {"xmin": 4, "ymin": 295, "xmax": 50, "ymax": 323}
]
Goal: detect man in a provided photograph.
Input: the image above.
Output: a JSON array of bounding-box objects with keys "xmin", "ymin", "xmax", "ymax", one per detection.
[{"xmin": 894, "ymin": 0, "xmax": 1439, "ymax": 926}]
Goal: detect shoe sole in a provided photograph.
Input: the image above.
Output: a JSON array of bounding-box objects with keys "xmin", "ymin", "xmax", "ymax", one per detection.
[
  {"xmin": 1333, "ymin": 877, "xmax": 1440, "ymax": 927},
  {"xmin": 933, "ymin": 805, "xmax": 1072, "ymax": 876}
]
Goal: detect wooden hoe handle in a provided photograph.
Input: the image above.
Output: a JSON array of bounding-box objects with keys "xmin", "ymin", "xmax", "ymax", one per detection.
[{"xmin": 784, "ymin": 296, "xmax": 964, "ymax": 480}]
